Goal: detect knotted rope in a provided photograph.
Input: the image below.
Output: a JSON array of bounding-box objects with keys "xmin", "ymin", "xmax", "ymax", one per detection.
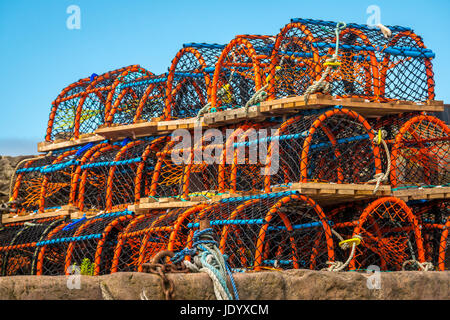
[
  {"xmin": 171, "ymin": 228, "xmax": 239, "ymax": 300},
  {"xmin": 402, "ymin": 260, "xmax": 434, "ymax": 271},
  {"xmin": 324, "ymin": 234, "xmax": 363, "ymax": 272},
  {"xmin": 304, "ymin": 22, "xmax": 347, "ymax": 104},
  {"xmin": 367, "ymin": 129, "xmax": 391, "ymax": 194}
]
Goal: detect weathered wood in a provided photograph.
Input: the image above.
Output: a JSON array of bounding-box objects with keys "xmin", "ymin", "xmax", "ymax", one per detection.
[
  {"xmin": 38, "ymin": 134, "xmax": 104, "ymax": 152},
  {"xmin": 2, "ymin": 210, "xmax": 70, "ymax": 224},
  {"xmin": 392, "ymin": 186, "xmax": 450, "ymax": 201}
]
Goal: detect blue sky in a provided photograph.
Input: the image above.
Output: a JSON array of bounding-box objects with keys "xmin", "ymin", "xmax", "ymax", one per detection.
[{"xmin": 0, "ymin": 0, "xmax": 449, "ymax": 155}]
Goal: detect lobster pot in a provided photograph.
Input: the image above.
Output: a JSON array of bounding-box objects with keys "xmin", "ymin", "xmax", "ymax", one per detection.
[
  {"xmin": 0, "ymin": 222, "xmax": 30, "ymax": 275},
  {"xmin": 409, "ymin": 200, "xmax": 449, "ymax": 271},
  {"xmin": 210, "ymin": 35, "xmax": 274, "ymax": 112},
  {"xmin": 106, "ymin": 73, "xmax": 167, "ymax": 126},
  {"xmin": 110, "ymin": 211, "xmax": 170, "ymax": 273},
  {"xmin": 46, "ymin": 65, "xmax": 152, "ymax": 142},
  {"xmin": 178, "ymin": 124, "xmax": 273, "ymax": 197},
  {"xmin": 390, "ymin": 115, "xmax": 450, "ymax": 189},
  {"xmin": 222, "ymin": 122, "xmax": 279, "ymax": 194},
  {"xmin": 47, "ymin": 78, "xmax": 92, "ymax": 141},
  {"xmin": 77, "ymin": 143, "xmax": 122, "ymax": 212},
  {"xmin": 370, "ymin": 112, "xmax": 421, "ymax": 141},
  {"xmin": 0, "ymin": 217, "xmax": 65, "ymax": 276},
  {"xmin": 105, "ymin": 138, "xmax": 163, "ymax": 211},
  {"xmin": 165, "ymin": 43, "xmax": 225, "ymax": 119},
  {"xmin": 35, "ymin": 219, "xmax": 80, "ymax": 275},
  {"xmin": 347, "ymin": 197, "xmax": 426, "ymax": 271},
  {"xmin": 267, "ymin": 18, "xmax": 435, "ymax": 103},
  {"xmin": 264, "ymin": 107, "xmax": 382, "ymax": 191},
  {"xmin": 149, "ymin": 137, "xmax": 190, "ymax": 199},
  {"xmin": 39, "ymin": 147, "xmax": 91, "ymax": 212},
  {"xmin": 64, "ymin": 211, "xmax": 134, "ymax": 276},
  {"xmin": 11, "ymin": 155, "xmax": 57, "ymax": 214},
  {"xmin": 171, "ymin": 192, "xmax": 334, "ymax": 271}
]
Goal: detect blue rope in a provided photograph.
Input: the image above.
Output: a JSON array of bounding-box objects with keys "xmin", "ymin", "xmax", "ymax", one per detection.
[
  {"xmin": 171, "ymin": 228, "xmax": 239, "ymax": 300},
  {"xmin": 62, "ymin": 214, "xmax": 86, "ymax": 231},
  {"xmin": 225, "ymin": 262, "xmax": 239, "ymax": 300}
]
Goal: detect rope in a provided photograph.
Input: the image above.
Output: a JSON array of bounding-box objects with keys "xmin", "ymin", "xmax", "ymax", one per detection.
[
  {"xmin": 243, "ymin": 84, "xmax": 268, "ymax": 114},
  {"xmin": 304, "ymin": 22, "xmax": 346, "ymax": 104},
  {"xmin": 367, "ymin": 129, "xmax": 391, "ymax": 194},
  {"xmin": 324, "ymin": 235, "xmax": 362, "ymax": 272},
  {"xmin": 402, "ymin": 260, "xmax": 434, "ymax": 271},
  {"xmin": 377, "ymin": 24, "xmax": 392, "ymax": 39},
  {"xmin": 171, "ymin": 228, "xmax": 239, "ymax": 300}
]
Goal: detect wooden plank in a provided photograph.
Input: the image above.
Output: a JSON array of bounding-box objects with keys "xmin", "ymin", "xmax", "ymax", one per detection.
[
  {"xmin": 129, "ymin": 200, "xmax": 201, "ymax": 212},
  {"xmin": 38, "ymin": 134, "xmax": 105, "ymax": 153},
  {"xmin": 392, "ymin": 187, "xmax": 450, "ymax": 201},
  {"xmin": 259, "ymin": 94, "xmax": 444, "ymax": 116},
  {"xmin": 2, "ymin": 210, "xmax": 70, "ymax": 224}
]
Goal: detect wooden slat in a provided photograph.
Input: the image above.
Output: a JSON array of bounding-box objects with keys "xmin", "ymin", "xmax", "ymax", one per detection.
[
  {"xmin": 129, "ymin": 200, "xmax": 201, "ymax": 213},
  {"xmin": 38, "ymin": 134, "xmax": 105, "ymax": 152},
  {"xmin": 2, "ymin": 210, "xmax": 70, "ymax": 224},
  {"xmin": 259, "ymin": 94, "xmax": 444, "ymax": 117},
  {"xmin": 392, "ymin": 187, "xmax": 450, "ymax": 201}
]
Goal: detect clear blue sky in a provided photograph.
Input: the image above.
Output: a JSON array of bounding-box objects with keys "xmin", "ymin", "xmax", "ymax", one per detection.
[{"xmin": 0, "ymin": 0, "xmax": 449, "ymax": 155}]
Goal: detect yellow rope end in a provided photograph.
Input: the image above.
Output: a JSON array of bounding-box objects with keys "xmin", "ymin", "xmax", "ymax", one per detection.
[
  {"xmin": 339, "ymin": 237, "xmax": 361, "ymax": 249},
  {"xmin": 323, "ymin": 61, "xmax": 341, "ymax": 67}
]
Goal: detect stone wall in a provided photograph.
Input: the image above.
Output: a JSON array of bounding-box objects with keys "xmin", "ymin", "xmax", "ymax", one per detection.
[
  {"xmin": 0, "ymin": 155, "xmax": 33, "ymax": 203},
  {"xmin": 0, "ymin": 270, "xmax": 447, "ymax": 300}
]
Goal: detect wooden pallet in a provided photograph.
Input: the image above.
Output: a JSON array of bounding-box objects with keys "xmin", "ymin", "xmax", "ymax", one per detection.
[
  {"xmin": 392, "ymin": 186, "xmax": 450, "ymax": 202},
  {"xmin": 39, "ymin": 94, "xmax": 445, "ymax": 152},
  {"xmin": 1, "ymin": 205, "xmax": 78, "ymax": 224},
  {"xmin": 259, "ymin": 94, "xmax": 444, "ymax": 117}
]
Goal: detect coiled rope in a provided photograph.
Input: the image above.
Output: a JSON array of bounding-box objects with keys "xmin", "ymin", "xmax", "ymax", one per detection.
[{"xmin": 171, "ymin": 228, "xmax": 239, "ymax": 300}]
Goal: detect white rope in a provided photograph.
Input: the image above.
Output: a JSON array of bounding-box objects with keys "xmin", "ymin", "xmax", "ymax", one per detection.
[
  {"xmin": 367, "ymin": 130, "xmax": 391, "ymax": 194},
  {"xmin": 244, "ymin": 84, "xmax": 268, "ymax": 114},
  {"xmin": 304, "ymin": 22, "xmax": 346, "ymax": 104},
  {"xmin": 377, "ymin": 24, "xmax": 392, "ymax": 39},
  {"xmin": 183, "ymin": 254, "xmax": 232, "ymax": 300},
  {"xmin": 324, "ymin": 235, "xmax": 362, "ymax": 272},
  {"xmin": 402, "ymin": 260, "xmax": 434, "ymax": 271}
]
